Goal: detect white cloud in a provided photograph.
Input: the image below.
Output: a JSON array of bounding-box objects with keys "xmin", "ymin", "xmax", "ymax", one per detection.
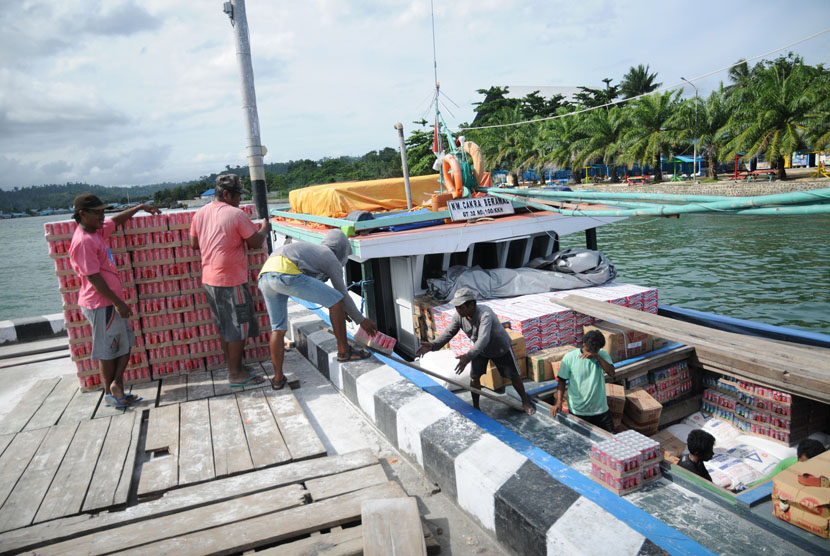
[{"xmin": 1, "ymin": 0, "xmax": 828, "ymax": 189}]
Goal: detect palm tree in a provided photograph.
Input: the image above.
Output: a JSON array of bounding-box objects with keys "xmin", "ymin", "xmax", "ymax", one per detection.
[
  {"xmin": 680, "ymin": 86, "xmax": 732, "ymax": 179},
  {"xmin": 622, "ymin": 91, "xmax": 682, "ymax": 183},
  {"xmin": 571, "ymin": 106, "xmax": 627, "ymax": 182},
  {"xmin": 804, "ymin": 67, "xmax": 830, "ymax": 153},
  {"xmin": 722, "ymin": 62, "xmax": 820, "ymax": 180},
  {"xmin": 480, "ymin": 106, "xmax": 539, "ymax": 186},
  {"xmin": 538, "ymin": 108, "xmax": 587, "ymax": 183},
  {"xmin": 619, "ymin": 64, "xmax": 662, "ymax": 99}
]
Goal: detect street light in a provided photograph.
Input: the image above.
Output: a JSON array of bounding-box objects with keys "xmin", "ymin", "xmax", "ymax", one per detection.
[{"xmin": 681, "ymin": 77, "xmax": 698, "ymax": 180}]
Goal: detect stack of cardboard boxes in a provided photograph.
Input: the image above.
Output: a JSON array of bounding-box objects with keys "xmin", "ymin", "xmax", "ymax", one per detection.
[
  {"xmin": 623, "ymin": 388, "xmax": 663, "ymax": 435},
  {"xmin": 479, "ymin": 330, "xmax": 526, "ymax": 390},
  {"xmin": 46, "ymin": 206, "xmax": 269, "ymax": 391},
  {"xmin": 701, "ymin": 373, "xmax": 828, "ymax": 446},
  {"xmin": 772, "ymin": 450, "xmax": 830, "ymax": 538}
]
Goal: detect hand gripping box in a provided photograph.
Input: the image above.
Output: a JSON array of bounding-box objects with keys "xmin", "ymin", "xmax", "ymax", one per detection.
[
  {"xmin": 772, "ymin": 450, "xmax": 830, "ymax": 538},
  {"xmin": 583, "ymin": 321, "xmax": 652, "ymax": 363}
]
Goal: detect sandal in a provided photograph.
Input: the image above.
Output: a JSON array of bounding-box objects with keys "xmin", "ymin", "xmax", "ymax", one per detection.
[
  {"xmin": 271, "ymin": 375, "xmax": 288, "ymax": 390},
  {"xmin": 337, "ymin": 346, "xmax": 372, "ymax": 362}
]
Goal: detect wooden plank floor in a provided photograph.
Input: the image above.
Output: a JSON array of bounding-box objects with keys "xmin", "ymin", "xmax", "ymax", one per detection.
[
  {"xmin": 0, "ymin": 362, "xmax": 280, "ymax": 434},
  {"xmin": 1, "ymin": 452, "xmax": 437, "ymax": 556},
  {"xmin": 0, "ymin": 361, "xmax": 321, "ymax": 535},
  {"xmin": 137, "ymin": 385, "xmax": 324, "ymax": 498},
  {"xmin": 0, "ymin": 411, "xmax": 140, "ymax": 533}
]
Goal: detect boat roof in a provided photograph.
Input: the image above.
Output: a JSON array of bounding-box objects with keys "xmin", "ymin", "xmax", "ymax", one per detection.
[{"xmin": 270, "ymin": 208, "xmax": 624, "ymax": 261}]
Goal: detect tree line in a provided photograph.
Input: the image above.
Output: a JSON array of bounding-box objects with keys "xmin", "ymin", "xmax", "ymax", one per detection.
[{"xmin": 430, "ymin": 54, "xmax": 829, "ymax": 184}]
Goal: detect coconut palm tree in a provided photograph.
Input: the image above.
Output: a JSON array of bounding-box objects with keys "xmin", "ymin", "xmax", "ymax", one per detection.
[
  {"xmin": 677, "ymin": 86, "xmax": 732, "ymax": 179},
  {"xmin": 571, "ymin": 106, "xmax": 627, "ymax": 182},
  {"xmin": 619, "ymin": 64, "xmax": 662, "ymax": 99},
  {"xmin": 722, "ymin": 62, "xmax": 820, "ymax": 180},
  {"xmin": 622, "ymin": 91, "xmax": 682, "ymax": 183},
  {"xmin": 538, "ymin": 108, "xmax": 587, "ymax": 183}
]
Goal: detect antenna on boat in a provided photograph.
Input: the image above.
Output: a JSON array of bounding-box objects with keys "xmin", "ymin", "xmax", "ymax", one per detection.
[
  {"xmin": 223, "ymin": 0, "xmax": 271, "ymax": 252},
  {"xmin": 430, "ymin": 0, "xmax": 445, "ymax": 191}
]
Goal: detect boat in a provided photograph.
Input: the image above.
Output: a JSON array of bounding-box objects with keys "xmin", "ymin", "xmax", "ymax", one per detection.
[{"xmin": 265, "ymin": 166, "xmax": 830, "ymax": 555}]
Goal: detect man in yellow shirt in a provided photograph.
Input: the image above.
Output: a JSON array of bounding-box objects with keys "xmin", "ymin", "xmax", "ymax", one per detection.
[{"xmin": 258, "ymin": 229, "xmax": 378, "ymax": 389}]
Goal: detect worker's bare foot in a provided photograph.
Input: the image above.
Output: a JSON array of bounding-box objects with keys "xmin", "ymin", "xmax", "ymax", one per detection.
[{"xmin": 523, "ymin": 402, "xmax": 536, "ymax": 416}]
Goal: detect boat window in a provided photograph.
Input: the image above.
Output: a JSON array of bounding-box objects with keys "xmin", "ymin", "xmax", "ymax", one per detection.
[
  {"xmin": 530, "ymin": 233, "xmax": 557, "ymax": 261},
  {"xmin": 470, "ymin": 242, "xmax": 499, "ymax": 269},
  {"xmin": 506, "ymin": 238, "xmax": 529, "ymax": 268},
  {"xmin": 420, "ymin": 253, "xmax": 446, "ymax": 290}
]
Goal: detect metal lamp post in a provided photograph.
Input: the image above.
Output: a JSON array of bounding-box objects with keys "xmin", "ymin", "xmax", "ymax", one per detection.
[{"xmin": 681, "ymin": 77, "xmax": 698, "ymax": 180}]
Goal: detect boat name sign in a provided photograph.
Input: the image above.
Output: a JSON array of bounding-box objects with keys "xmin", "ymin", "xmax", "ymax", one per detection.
[{"xmin": 447, "ymin": 196, "xmax": 515, "ymax": 221}]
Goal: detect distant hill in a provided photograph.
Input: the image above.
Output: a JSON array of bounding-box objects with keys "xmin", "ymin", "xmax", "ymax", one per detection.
[{"xmin": 2, "ymin": 147, "xmax": 403, "ymax": 212}]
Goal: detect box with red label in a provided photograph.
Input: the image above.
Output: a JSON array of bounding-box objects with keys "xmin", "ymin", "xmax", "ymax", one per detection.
[{"xmin": 772, "ymin": 450, "xmax": 830, "ymax": 538}]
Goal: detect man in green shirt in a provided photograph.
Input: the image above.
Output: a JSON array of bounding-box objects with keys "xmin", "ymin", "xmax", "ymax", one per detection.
[
  {"xmin": 549, "ymin": 329, "xmax": 616, "ymax": 433},
  {"xmin": 746, "ymin": 438, "xmax": 826, "ymax": 488}
]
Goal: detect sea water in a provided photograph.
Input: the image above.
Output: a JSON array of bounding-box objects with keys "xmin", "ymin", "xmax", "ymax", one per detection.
[{"xmin": 1, "ymin": 211, "xmax": 828, "ymax": 335}]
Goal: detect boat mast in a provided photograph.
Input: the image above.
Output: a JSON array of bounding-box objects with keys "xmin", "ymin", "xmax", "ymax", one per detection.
[
  {"xmin": 430, "ymin": 0, "xmax": 444, "ymax": 189},
  {"xmin": 223, "ymin": 0, "xmax": 271, "ymax": 251}
]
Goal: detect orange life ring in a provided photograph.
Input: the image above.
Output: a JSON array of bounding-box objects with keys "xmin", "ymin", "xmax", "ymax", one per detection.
[{"xmin": 442, "ymin": 154, "xmax": 464, "ymax": 198}]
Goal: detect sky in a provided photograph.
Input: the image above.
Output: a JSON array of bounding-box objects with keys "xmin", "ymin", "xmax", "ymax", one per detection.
[{"xmin": 1, "ymin": 0, "xmax": 828, "ymax": 190}]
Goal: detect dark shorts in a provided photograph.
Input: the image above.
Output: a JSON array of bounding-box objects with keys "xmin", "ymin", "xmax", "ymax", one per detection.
[
  {"xmin": 574, "ymin": 410, "xmax": 616, "ymax": 433},
  {"xmin": 203, "ymin": 283, "xmax": 259, "ymax": 342},
  {"xmin": 470, "ymin": 349, "xmax": 521, "ymax": 381}
]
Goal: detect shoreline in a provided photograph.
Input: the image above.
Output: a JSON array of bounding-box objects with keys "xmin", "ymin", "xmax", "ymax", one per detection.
[{"xmin": 568, "ymin": 178, "xmax": 829, "ymax": 197}]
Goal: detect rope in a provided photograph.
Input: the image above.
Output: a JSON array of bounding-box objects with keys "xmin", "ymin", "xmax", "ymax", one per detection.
[{"xmin": 349, "ymin": 279, "xmax": 374, "ymax": 313}]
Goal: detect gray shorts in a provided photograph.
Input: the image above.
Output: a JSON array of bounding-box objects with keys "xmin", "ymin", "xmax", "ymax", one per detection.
[
  {"xmin": 81, "ymin": 305, "xmax": 135, "ymax": 361},
  {"xmin": 203, "ymin": 283, "xmax": 260, "ymax": 342}
]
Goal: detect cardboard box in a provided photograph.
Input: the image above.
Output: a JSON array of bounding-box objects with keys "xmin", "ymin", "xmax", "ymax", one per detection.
[
  {"xmin": 772, "ymin": 451, "xmax": 830, "ymax": 538},
  {"xmin": 527, "ymin": 345, "xmax": 573, "ymax": 382},
  {"xmin": 650, "ymin": 430, "xmax": 686, "ymax": 464},
  {"xmin": 508, "ymin": 330, "xmax": 526, "ymax": 359},
  {"xmin": 624, "ymin": 388, "xmax": 663, "ymax": 425},
  {"xmin": 583, "ymin": 321, "xmax": 652, "ymax": 362},
  {"xmin": 606, "ymin": 383, "xmax": 626, "ymax": 414}
]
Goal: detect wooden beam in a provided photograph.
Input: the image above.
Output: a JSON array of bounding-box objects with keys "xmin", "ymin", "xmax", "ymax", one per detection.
[
  {"xmin": 556, "ymin": 295, "xmax": 830, "ymax": 403},
  {"xmin": 35, "ymin": 485, "xmax": 308, "ymax": 556},
  {"xmin": 362, "ymin": 497, "xmax": 427, "ymax": 556},
  {"xmin": 83, "ymin": 411, "xmax": 139, "ymax": 512},
  {"xmin": 34, "ymin": 417, "xmax": 109, "ymax": 522},
  {"xmin": 114, "ymin": 481, "xmax": 407, "ymax": 556}
]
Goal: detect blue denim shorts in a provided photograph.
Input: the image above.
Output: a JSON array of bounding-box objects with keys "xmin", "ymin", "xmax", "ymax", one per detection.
[{"xmin": 258, "ymin": 272, "xmax": 344, "ymax": 331}]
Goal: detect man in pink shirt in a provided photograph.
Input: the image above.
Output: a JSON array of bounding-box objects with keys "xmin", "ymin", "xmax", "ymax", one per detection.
[
  {"xmin": 190, "ymin": 175, "xmax": 271, "ymax": 386},
  {"xmin": 69, "ymin": 193, "xmax": 160, "ymax": 408}
]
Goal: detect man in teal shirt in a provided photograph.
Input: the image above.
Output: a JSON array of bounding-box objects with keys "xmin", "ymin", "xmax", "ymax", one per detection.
[{"xmin": 550, "ymin": 330, "xmax": 616, "ymax": 433}]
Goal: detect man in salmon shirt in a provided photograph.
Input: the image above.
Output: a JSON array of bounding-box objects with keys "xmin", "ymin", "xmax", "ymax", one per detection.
[
  {"xmin": 190, "ymin": 175, "xmax": 271, "ymax": 387},
  {"xmin": 69, "ymin": 194, "xmax": 160, "ymax": 408}
]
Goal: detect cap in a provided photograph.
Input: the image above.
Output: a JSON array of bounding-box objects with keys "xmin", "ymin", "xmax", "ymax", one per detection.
[
  {"xmin": 73, "ymin": 193, "xmax": 109, "ymax": 213},
  {"xmin": 215, "ymin": 174, "xmax": 249, "ymax": 195},
  {"xmin": 449, "ymin": 287, "xmax": 477, "ymax": 306}
]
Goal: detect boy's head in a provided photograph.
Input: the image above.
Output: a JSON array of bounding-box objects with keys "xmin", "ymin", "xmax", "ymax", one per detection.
[
  {"xmin": 687, "ymin": 429, "xmax": 716, "ymax": 461},
  {"xmin": 797, "ymin": 439, "xmax": 827, "ymax": 462},
  {"xmin": 582, "ymin": 330, "xmax": 606, "ymax": 354}
]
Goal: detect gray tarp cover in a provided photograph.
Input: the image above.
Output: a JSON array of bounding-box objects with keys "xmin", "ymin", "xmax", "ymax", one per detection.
[{"xmin": 426, "ymin": 248, "xmax": 616, "ymax": 302}]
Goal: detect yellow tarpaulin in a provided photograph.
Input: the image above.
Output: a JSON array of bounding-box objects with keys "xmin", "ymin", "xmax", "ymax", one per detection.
[{"xmin": 289, "ymin": 174, "xmax": 442, "ymax": 218}]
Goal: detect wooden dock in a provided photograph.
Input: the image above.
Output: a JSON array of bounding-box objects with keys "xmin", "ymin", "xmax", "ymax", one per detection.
[{"xmin": 0, "ymin": 361, "xmax": 437, "ymax": 555}]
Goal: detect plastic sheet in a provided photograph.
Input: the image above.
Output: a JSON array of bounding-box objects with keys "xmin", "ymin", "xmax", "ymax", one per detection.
[{"xmin": 288, "ymin": 174, "xmax": 441, "ymax": 218}]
